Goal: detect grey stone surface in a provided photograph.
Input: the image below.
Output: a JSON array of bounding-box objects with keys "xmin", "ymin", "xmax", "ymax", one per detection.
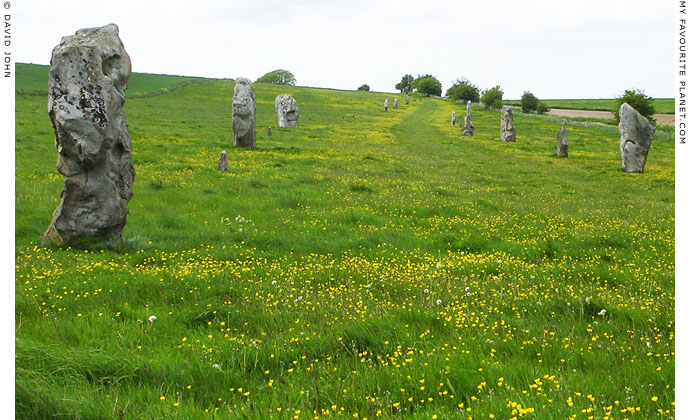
[
  {"xmin": 405, "ymin": 95, "xmax": 409, "ymax": 105},
  {"xmin": 619, "ymin": 103, "xmax": 654, "ymax": 173},
  {"xmin": 384, "ymin": 98, "xmax": 388, "ymax": 111},
  {"xmin": 43, "ymin": 23, "xmax": 135, "ymax": 247},
  {"xmin": 463, "ymin": 101, "xmax": 474, "ymax": 135},
  {"xmin": 500, "ymin": 105, "xmax": 516, "ymax": 142},
  {"xmin": 451, "ymin": 111, "xmax": 456, "ymax": 126},
  {"xmin": 463, "ymin": 115, "xmax": 474, "ymax": 136},
  {"xmin": 394, "ymin": 98, "xmax": 398, "ymax": 109},
  {"xmin": 219, "ymin": 150, "xmax": 228, "ymax": 171},
  {"xmin": 268, "ymin": 126, "xmax": 272, "ymax": 136},
  {"xmin": 557, "ymin": 126, "xmax": 568, "ymax": 157},
  {"xmin": 232, "ymin": 77, "xmax": 256, "ymax": 147},
  {"xmin": 275, "ymin": 94, "xmax": 299, "ymax": 128}
]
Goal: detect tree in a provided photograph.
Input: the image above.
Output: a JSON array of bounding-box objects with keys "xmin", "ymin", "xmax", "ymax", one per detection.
[
  {"xmin": 411, "ymin": 74, "xmax": 435, "ymax": 91},
  {"xmin": 395, "ymin": 74, "xmax": 414, "ymax": 93},
  {"xmin": 357, "ymin": 84, "xmax": 370, "ymax": 92},
  {"xmin": 481, "ymin": 85, "xmax": 504, "ymax": 109},
  {"xmin": 446, "ymin": 78, "xmax": 480, "ymax": 102},
  {"xmin": 536, "ymin": 102, "xmax": 550, "ymax": 114},
  {"xmin": 613, "ymin": 88, "xmax": 656, "ymax": 124},
  {"xmin": 521, "ymin": 91, "xmax": 539, "ymax": 113},
  {"xmin": 255, "ymin": 69, "xmax": 296, "ymax": 85},
  {"xmin": 414, "ymin": 75, "xmax": 442, "ymax": 97}
]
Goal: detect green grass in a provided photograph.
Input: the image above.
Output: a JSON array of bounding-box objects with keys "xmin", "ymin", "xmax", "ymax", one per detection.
[
  {"xmin": 15, "ymin": 62, "xmax": 206, "ymax": 96},
  {"xmin": 16, "ymin": 64, "xmax": 675, "ymax": 420},
  {"xmin": 505, "ymin": 98, "xmax": 675, "ymax": 114}
]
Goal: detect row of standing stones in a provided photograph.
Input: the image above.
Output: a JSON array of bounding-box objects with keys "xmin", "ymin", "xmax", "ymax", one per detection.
[
  {"xmin": 384, "ymin": 97, "xmax": 407, "ymax": 111},
  {"xmin": 450, "ymin": 103, "xmax": 654, "ymax": 166},
  {"xmin": 40, "ymin": 24, "xmax": 657, "ymax": 247},
  {"xmin": 219, "ymin": 81, "xmax": 300, "ymax": 170}
]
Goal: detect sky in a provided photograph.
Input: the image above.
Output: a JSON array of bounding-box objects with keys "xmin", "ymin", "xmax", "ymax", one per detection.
[{"xmin": 16, "ymin": 0, "xmax": 674, "ymax": 99}]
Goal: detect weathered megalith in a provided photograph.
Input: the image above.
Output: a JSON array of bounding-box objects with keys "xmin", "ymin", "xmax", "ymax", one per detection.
[
  {"xmin": 500, "ymin": 105, "xmax": 516, "ymax": 142},
  {"xmin": 463, "ymin": 116, "xmax": 474, "ymax": 136},
  {"xmin": 268, "ymin": 127, "xmax": 272, "ymax": 136},
  {"xmin": 232, "ymin": 77, "xmax": 256, "ymax": 147},
  {"xmin": 405, "ymin": 95, "xmax": 410, "ymax": 105},
  {"xmin": 557, "ymin": 122, "xmax": 568, "ymax": 157},
  {"xmin": 451, "ymin": 111, "xmax": 456, "ymax": 126},
  {"xmin": 463, "ymin": 101, "xmax": 474, "ymax": 136},
  {"xmin": 275, "ymin": 94, "xmax": 299, "ymax": 128},
  {"xmin": 384, "ymin": 98, "xmax": 388, "ymax": 112},
  {"xmin": 619, "ymin": 103, "xmax": 654, "ymax": 173},
  {"xmin": 42, "ymin": 24, "xmax": 135, "ymax": 247},
  {"xmin": 394, "ymin": 98, "xmax": 399, "ymax": 109},
  {"xmin": 219, "ymin": 150, "xmax": 228, "ymax": 171}
]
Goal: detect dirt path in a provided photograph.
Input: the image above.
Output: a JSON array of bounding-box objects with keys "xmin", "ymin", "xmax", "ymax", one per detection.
[{"xmin": 547, "ymin": 108, "xmax": 674, "ymax": 124}]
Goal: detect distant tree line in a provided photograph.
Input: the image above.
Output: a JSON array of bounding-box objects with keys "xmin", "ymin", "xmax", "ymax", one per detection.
[{"xmin": 395, "ymin": 74, "xmax": 442, "ymax": 97}]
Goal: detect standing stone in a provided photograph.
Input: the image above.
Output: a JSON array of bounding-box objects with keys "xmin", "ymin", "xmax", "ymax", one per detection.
[
  {"xmin": 557, "ymin": 122, "xmax": 568, "ymax": 158},
  {"xmin": 463, "ymin": 101, "xmax": 474, "ymax": 136},
  {"xmin": 268, "ymin": 127, "xmax": 272, "ymax": 136},
  {"xmin": 218, "ymin": 151, "xmax": 228, "ymax": 171},
  {"xmin": 619, "ymin": 103, "xmax": 654, "ymax": 173},
  {"xmin": 232, "ymin": 77, "xmax": 256, "ymax": 147},
  {"xmin": 42, "ymin": 24, "xmax": 135, "ymax": 247},
  {"xmin": 463, "ymin": 115, "xmax": 474, "ymax": 136},
  {"xmin": 275, "ymin": 94, "xmax": 299, "ymax": 128},
  {"xmin": 394, "ymin": 98, "xmax": 399, "ymax": 109},
  {"xmin": 500, "ymin": 105, "xmax": 516, "ymax": 142},
  {"xmin": 405, "ymin": 95, "xmax": 410, "ymax": 105},
  {"xmin": 384, "ymin": 99, "xmax": 388, "ymax": 112},
  {"xmin": 451, "ymin": 111, "xmax": 456, "ymax": 126}
]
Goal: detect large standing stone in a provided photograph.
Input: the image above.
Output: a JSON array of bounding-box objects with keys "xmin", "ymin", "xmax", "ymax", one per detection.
[
  {"xmin": 232, "ymin": 78, "xmax": 256, "ymax": 147},
  {"xmin": 42, "ymin": 24, "xmax": 135, "ymax": 247},
  {"xmin": 219, "ymin": 150, "xmax": 228, "ymax": 171},
  {"xmin": 275, "ymin": 94, "xmax": 299, "ymax": 128},
  {"xmin": 557, "ymin": 123, "xmax": 568, "ymax": 158},
  {"xmin": 451, "ymin": 111, "xmax": 456, "ymax": 126},
  {"xmin": 394, "ymin": 98, "xmax": 399, "ymax": 109},
  {"xmin": 463, "ymin": 115, "xmax": 474, "ymax": 136},
  {"xmin": 619, "ymin": 103, "xmax": 654, "ymax": 173},
  {"xmin": 500, "ymin": 105, "xmax": 516, "ymax": 142},
  {"xmin": 463, "ymin": 101, "xmax": 474, "ymax": 136},
  {"xmin": 384, "ymin": 99, "xmax": 388, "ymax": 112},
  {"xmin": 405, "ymin": 95, "xmax": 410, "ymax": 105}
]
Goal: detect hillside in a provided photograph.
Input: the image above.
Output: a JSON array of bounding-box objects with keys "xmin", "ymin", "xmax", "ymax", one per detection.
[
  {"xmin": 15, "ymin": 64, "xmax": 675, "ymax": 419},
  {"xmin": 15, "ymin": 62, "xmax": 206, "ymax": 96}
]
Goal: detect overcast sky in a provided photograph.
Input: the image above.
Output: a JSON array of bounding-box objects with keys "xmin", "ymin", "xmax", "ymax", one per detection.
[{"xmin": 16, "ymin": 0, "xmax": 673, "ymax": 99}]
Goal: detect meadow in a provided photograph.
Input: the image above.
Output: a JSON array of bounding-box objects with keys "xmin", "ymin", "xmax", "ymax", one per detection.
[
  {"xmin": 15, "ymin": 64, "xmax": 674, "ymax": 419},
  {"xmin": 504, "ymin": 98, "xmax": 675, "ymax": 115}
]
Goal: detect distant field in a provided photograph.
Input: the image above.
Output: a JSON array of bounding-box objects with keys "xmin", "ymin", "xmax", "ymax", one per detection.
[
  {"xmin": 15, "ymin": 62, "xmax": 205, "ymax": 96},
  {"xmin": 505, "ymin": 98, "xmax": 675, "ymax": 114}
]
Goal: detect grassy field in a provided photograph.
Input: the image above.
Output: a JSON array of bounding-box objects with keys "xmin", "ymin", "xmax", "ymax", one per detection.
[
  {"xmin": 15, "ymin": 62, "xmax": 206, "ymax": 97},
  {"xmin": 504, "ymin": 98, "xmax": 675, "ymax": 115},
  {"xmin": 16, "ymin": 64, "xmax": 674, "ymax": 419}
]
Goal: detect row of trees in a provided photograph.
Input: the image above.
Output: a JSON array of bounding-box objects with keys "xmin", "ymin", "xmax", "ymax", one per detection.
[
  {"xmin": 395, "ymin": 74, "xmax": 442, "ymax": 96},
  {"xmin": 256, "ymin": 70, "xmax": 656, "ymax": 124},
  {"xmin": 443, "ymin": 78, "xmax": 549, "ymax": 113}
]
